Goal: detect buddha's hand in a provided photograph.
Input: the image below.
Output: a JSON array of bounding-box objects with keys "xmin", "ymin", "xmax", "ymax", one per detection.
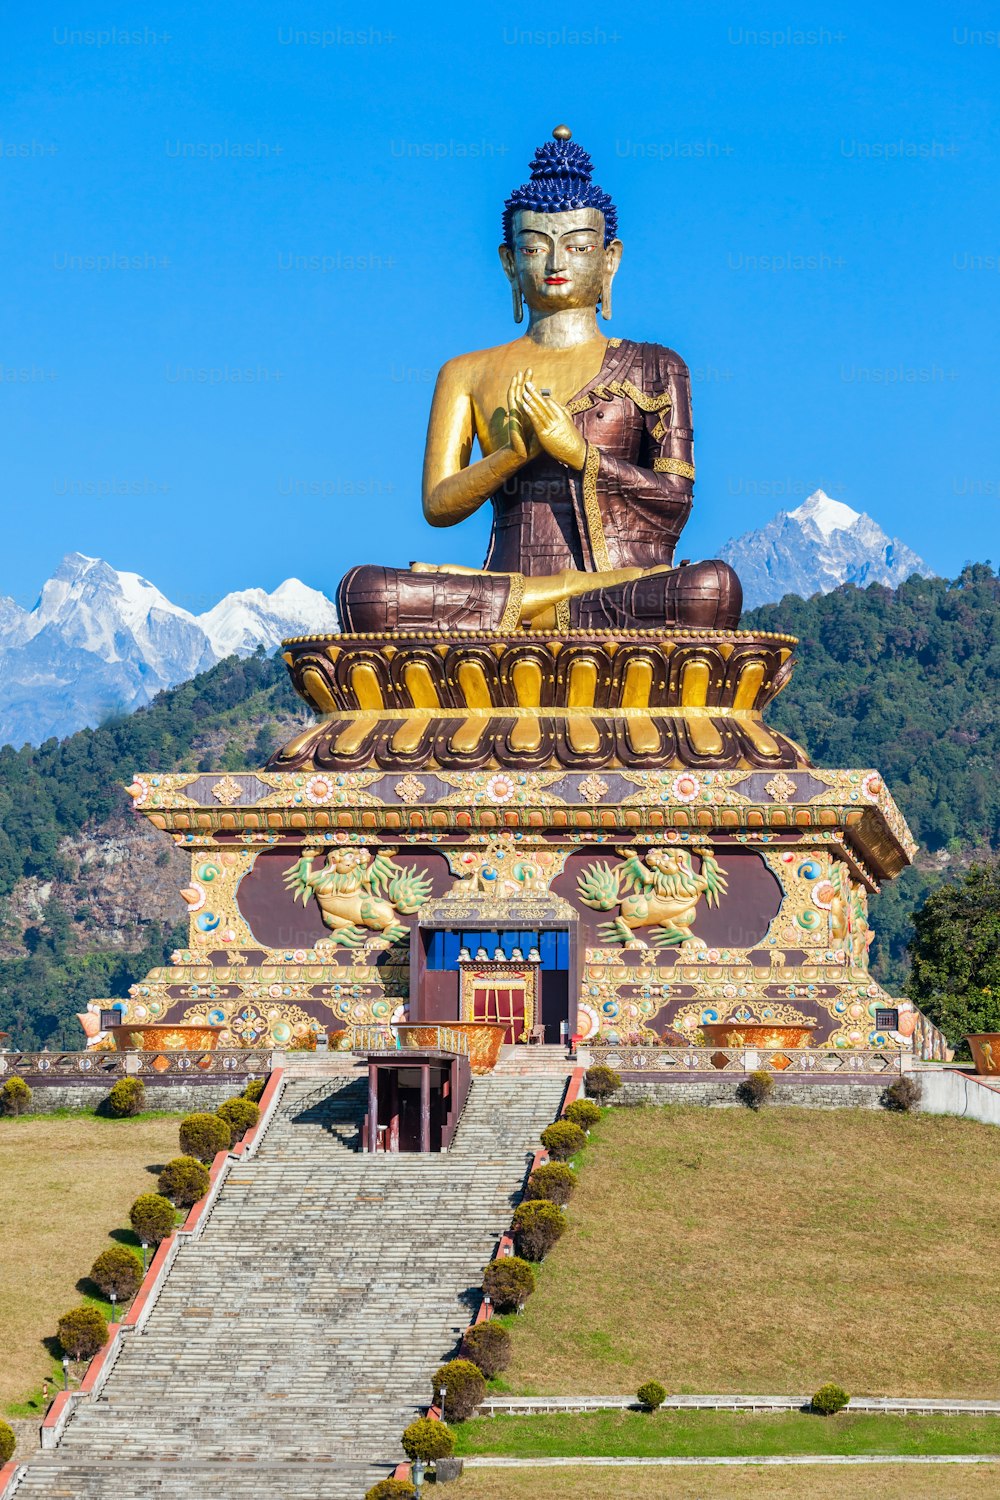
[
  {"xmin": 522, "ymin": 381, "xmax": 587, "ymax": 471},
  {"xmin": 505, "ymin": 370, "xmax": 540, "ymax": 463}
]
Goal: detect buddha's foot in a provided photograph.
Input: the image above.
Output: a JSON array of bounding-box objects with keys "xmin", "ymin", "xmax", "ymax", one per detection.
[
  {"xmin": 338, "ymin": 564, "xmax": 517, "ymax": 632},
  {"xmin": 567, "ymin": 560, "xmax": 743, "ymax": 631}
]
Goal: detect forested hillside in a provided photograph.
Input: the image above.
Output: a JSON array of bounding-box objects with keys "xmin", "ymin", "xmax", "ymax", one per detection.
[
  {"xmin": 748, "ymin": 564, "xmax": 999, "ymax": 980},
  {"xmin": 0, "ymin": 566, "xmax": 996, "ymax": 1048}
]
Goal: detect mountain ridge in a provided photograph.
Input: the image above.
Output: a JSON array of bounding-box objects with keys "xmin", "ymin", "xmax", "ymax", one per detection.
[
  {"xmin": 720, "ymin": 489, "xmax": 934, "ymax": 610},
  {"xmin": 0, "ymin": 552, "xmax": 338, "ymax": 746}
]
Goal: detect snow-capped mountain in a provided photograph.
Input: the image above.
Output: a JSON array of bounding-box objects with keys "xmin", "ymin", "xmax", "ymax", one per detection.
[
  {"xmin": 0, "ymin": 553, "xmax": 339, "ymax": 746},
  {"xmin": 199, "ymin": 579, "xmax": 336, "ymax": 657},
  {"xmin": 719, "ymin": 490, "xmax": 934, "ymax": 611}
]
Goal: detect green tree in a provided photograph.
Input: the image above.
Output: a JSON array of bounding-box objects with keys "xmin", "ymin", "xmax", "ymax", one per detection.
[{"xmin": 907, "ymin": 859, "xmax": 1000, "ymax": 1051}]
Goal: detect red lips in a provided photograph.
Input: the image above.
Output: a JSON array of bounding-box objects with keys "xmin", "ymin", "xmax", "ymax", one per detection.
[{"xmin": 545, "ymin": 276, "xmax": 569, "ymax": 284}]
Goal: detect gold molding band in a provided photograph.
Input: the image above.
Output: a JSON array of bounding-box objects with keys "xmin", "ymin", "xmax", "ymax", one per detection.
[
  {"xmin": 498, "ymin": 573, "xmax": 526, "ymax": 632},
  {"xmin": 316, "ymin": 705, "xmax": 772, "ymax": 723},
  {"xmin": 654, "ymin": 457, "xmax": 696, "ymax": 479},
  {"xmin": 569, "ymin": 379, "xmax": 673, "ymax": 442},
  {"xmin": 581, "ymin": 443, "xmax": 612, "ymax": 571},
  {"xmin": 283, "ymin": 627, "xmax": 799, "ymax": 645}
]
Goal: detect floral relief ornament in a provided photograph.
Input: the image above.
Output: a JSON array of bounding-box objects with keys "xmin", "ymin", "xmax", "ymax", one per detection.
[
  {"xmin": 303, "ymin": 775, "xmax": 335, "ymax": 805},
  {"xmin": 578, "ymin": 774, "xmax": 610, "ymax": 804},
  {"xmin": 764, "ymin": 771, "xmax": 797, "ymax": 803},
  {"xmin": 394, "ymin": 774, "xmax": 427, "ymax": 805},
  {"xmin": 670, "ymin": 772, "xmax": 701, "ymax": 804},
  {"xmin": 211, "ymin": 774, "xmax": 244, "ymax": 806}
]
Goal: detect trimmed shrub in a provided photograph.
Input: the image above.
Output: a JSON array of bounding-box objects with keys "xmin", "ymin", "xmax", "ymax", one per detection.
[
  {"xmin": 106, "ymin": 1076, "xmax": 145, "ymax": 1118},
  {"xmin": 460, "ymin": 1320, "xmax": 512, "ymax": 1379},
  {"xmin": 0, "ymin": 1418, "xmax": 14, "ymax": 1463},
  {"xmin": 584, "ymin": 1064, "xmax": 621, "ymax": 1101},
  {"xmin": 288, "ymin": 1031, "xmax": 316, "ymax": 1051},
  {"xmin": 400, "ymin": 1416, "xmax": 455, "ymax": 1461},
  {"xmin": 158, "ymin": 1155, "xmax": 211, "ymax": 1207},
  {"xmin": 242, "ymin": 1078, "xmax": 266, "ymax": 1104},
  {"xmin": 432, "ymin": 1359, "xmax": 486, "ymax": 1422},
  {"xmin": 482, "ymin": 1255, "xmax": 535, "ymax": 1312},
  {"xmin": 128, "ymin": 1193, "xmax": 175, "ymax": 1246},
  {"xmin": 540, "ymin": 1120, "xmax": 586, "ymax": 1161},
  {"xmin": 512, "ymin": 1199, "xmax": 567, "ymax": 1260},
  {"xmin": 812, "ymin": 1382, "xmax": 850, "ymax": 1415},
  {"xmin": 737, "ymin": 1070, "xmax": 775, "ymax": 1110},
  {"xmin": 523, "ymin": 1161, "xmax": 577, "ymax": 1206},
  {"xmin": 365, "ymin": 1482, "xmax": 415, "ymax": 1500},
  {"xmin": 90, "ymin": 1245, "xmax": 143, "ymax": 1301},
  {"xmin": 637, "ymin": 1379, "xmax": 667, "ymax": 1410},
  {"xmin": 179, "ymin": 1112, "xmax": 231, "ymax": 1163},
  {"xmin": 564, "ymin": 1098, "xmax": 601, "ymax": 1130},
  {"xmin": 0, "ymin": 1076, "xmax": 32, "ymax": 1115},
  {"xmin": 57, "ymin": 1304, "xmax": 107, "ymax": 1360},
  {"xmin": 882, "ymin": 1076, "xmax": 922, "ymax": 1112},
  {"xmin": 216, "ymin": 1096, "xmax": 260, "ymax": 1146}
]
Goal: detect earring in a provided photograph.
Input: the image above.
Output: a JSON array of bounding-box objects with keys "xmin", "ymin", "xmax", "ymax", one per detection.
[
  {"xmin": 600, "ymin": 273, "xmax": 613, "ymax": 321},
  {"xmin": 511, "ymin": 280, "xmax": 524, "ymax": 324}
]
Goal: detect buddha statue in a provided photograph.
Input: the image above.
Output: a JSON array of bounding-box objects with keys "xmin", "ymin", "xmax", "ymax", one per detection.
[{"xmin": 337, "ymin": 125, "xmax": 742, "ymax": 634}]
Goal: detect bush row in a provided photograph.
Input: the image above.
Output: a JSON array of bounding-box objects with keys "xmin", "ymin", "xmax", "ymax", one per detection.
[{"xmin": 0, "ymin": 1073, "xmax": 270, "ymax": 1121}]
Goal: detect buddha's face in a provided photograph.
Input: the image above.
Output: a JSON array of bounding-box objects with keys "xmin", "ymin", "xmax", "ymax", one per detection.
[{"xmin": 499, "ymin": 207, "xmax": 622, "ymax": 314}]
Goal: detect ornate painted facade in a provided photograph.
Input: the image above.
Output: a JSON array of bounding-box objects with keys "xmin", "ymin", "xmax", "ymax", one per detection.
[{"xmin": 86, "ymin": 749, "xmax": 943, "ymax": 1058}]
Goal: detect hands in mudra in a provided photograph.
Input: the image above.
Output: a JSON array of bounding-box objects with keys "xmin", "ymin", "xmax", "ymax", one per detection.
[{"xmin": 505, "ymin": 369, "xmax": 587, "ymax": 472}]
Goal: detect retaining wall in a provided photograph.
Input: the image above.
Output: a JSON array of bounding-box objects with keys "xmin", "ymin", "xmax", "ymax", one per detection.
[
  {"xmin": 10, "ymin": 1079, "xmax": 249, "ymax": 1113},
  {"xmin": 916, "ymin": 1068, "xmax": 1000, "ymax": 1126},
  {"xmin": 609, "ymin": 1076, "xmax": 885, "ymax": 1109}
]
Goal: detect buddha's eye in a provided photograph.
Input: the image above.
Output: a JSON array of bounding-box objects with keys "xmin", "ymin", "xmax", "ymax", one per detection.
[{"xmin": 520, "ymin": 246, "xmax": 542, "ymax": 255}]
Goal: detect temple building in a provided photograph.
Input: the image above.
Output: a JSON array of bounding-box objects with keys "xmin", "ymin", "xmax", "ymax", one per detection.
[{"xmin": 86, "ymin": 128, "xmax": 948, "ymax": 1078}]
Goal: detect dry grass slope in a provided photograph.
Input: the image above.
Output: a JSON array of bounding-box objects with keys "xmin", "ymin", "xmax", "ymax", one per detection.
[
  {"xmin": 0, "ymin": 1114, "xmax": 182, "ymax": 1410},
  {"xmin": 453, "ymin": 1465, "xmax": 1000, "ymax": 1499},
  {"xmin": 504, "ymin": 1105, "xmax": 1000, "ymax": 1398}
]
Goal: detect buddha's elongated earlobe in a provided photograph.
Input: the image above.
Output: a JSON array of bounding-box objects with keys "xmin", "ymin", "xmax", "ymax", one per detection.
[
  {"xmin": 511, "ymin": 279, "xmax": 524, "ymax": 324},
  {"xmin": 600, "ymin": 272, "xmax": 613, "ymax": 321}
]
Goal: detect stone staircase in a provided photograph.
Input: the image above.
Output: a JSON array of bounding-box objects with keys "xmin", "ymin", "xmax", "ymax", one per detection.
[{"xmin": 16, "ymin": 1062, "xmax": 569, "ymax": 1500}]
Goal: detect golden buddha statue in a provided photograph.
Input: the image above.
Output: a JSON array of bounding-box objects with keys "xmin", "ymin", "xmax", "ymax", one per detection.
[{"xmin": 337, "ymin": 125, "xmax": 742, "ymax": 634}]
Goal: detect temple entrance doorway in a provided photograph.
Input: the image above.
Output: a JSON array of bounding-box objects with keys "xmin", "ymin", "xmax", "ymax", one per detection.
[{"xmin": 418, "ymin": 927, "xmax": 573, "ymax": 1043}]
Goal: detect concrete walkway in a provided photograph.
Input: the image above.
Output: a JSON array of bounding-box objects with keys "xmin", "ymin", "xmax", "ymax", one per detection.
[
  {"xmin": 465, "ymin": 1454, "xmax": 1000, "ymax": 1468},
  {"xmin": 481, "ymin": 1393, "xmax": 1000, "ymax": 1416}
]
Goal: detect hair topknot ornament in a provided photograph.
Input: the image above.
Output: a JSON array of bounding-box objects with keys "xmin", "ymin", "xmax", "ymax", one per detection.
[{"xmin": 503, "ymin": 125, "xmax": 618, "ymax": 248}]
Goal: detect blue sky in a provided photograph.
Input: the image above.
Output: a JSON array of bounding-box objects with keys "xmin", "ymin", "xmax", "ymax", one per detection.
[{"xmin": 3, "ymin": 3, "xmax": 999, "ymax": 610}]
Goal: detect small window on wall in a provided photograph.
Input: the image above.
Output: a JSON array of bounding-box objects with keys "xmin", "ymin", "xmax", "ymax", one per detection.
[{"xmin": 875, "ymin": 1009, "xmax": 899, "ymax": 1032}]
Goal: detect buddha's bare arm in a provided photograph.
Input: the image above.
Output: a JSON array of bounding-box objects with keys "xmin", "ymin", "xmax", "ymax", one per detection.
[{"xmin": 422, "ymin": 363, "xmax": 536, "ymax": 527}]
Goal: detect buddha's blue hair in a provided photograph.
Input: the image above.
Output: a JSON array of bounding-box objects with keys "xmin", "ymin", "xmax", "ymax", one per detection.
[{"xmin": 503, "ymin": 138, "xmax": 617, "ymax": 248}]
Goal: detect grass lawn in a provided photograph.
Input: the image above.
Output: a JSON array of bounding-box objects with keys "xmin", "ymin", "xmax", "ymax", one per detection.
[
  {"xmin": 454, "ymin": 1409, "xmax": 1000, "ymax": 1458},
  {"xmin": 503, "ymin": 1105, "xmax": 1000, "ymax": 1397},
  {"xmin": 451, "ymin": 1463, "xmax": 1000, "ymax": 1499},
  {"xmin": 0, "ymin": 1112, "xmax": 184, "ymax": 1414}
]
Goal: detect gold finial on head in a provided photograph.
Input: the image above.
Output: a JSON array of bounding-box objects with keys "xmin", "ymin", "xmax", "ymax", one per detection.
[{"xmin": 552, "ymin": 124, "xmax": 572, "ymax": 141}]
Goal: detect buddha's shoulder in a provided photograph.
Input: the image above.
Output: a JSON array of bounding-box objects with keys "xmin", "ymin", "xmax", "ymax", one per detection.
[
  {"xmin": 616, "ymin": 337, "xmax": 690, "ymax": 377},
  {"xmin": 434, "ymin": 340, "xmax": 526, "ymax": 384}
]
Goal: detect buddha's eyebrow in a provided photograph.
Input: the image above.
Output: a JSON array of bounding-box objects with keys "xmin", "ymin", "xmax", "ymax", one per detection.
[{"xmin": 517, "ymin": 225, "xmax": 599, "ymax": 240}]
